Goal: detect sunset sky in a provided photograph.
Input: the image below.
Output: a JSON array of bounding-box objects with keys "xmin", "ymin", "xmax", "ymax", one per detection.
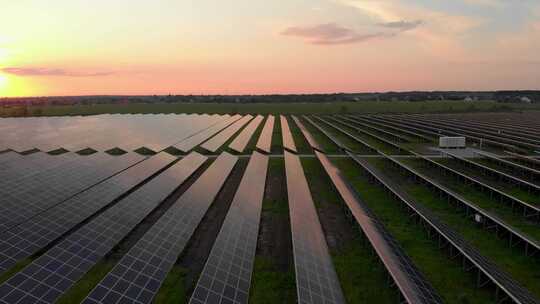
[{"xmin": 1, "ymin": 0, "xmax": 539, "ymax": 97}]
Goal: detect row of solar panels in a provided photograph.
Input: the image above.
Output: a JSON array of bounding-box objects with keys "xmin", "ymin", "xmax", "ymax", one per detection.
[
  {"xmin": 0, "ymin": 116, "xmax": 346, "ymax": 304},
  {"xmin": 2, "ymin": 113, "xmax": 539, "ymax": 303},
  {"xmin": 290, "ymin": 114, "xmax": 540, "ymax": 303},
  {"xmin": 0, "ymin": 114, "xmax": 277, "ymax": 154}
]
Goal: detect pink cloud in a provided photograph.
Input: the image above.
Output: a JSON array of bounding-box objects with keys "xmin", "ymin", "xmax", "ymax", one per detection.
[
  {"xmin": 281, "ymin": 23, "xmax": 394, "ymax": 45},
  {"xmin": 2, "ymin": 67, "xmax": 114, "ymax": 77}
]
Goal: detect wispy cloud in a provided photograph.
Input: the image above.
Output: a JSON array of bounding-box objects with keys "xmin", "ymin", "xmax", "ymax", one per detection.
[
  {"xmin": 377, "ymin": 20, "xmax": 423, "ymax": 31},
  {"xmin": 1, "ymin": 67, "xmax": 114, "ymax": 77},
  {"xmin": 281, "ymin": 23, "xmax": 394, "ymax": 45}
]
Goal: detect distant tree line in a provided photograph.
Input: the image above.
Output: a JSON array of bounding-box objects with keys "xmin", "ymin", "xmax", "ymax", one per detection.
[{"xmin": 1, "ymin": 90, "xmax": 538, "ymax": 108}]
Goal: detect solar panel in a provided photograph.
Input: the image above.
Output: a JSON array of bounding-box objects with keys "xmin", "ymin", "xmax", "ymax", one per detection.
[
  {"xmin": 81, "ymin": 152, "xmax": 238, "ymax": 304},
  {"xmin": 0, "ymin": 153, "xmax": 145, "ymax": 232},
  {"xmin": 280, "ymin": 115, "xmax": 297, "ymax": 153},
  {"xmin": 0, "ymin": 152, "xmax": 207, "ymax": 304},
  {"xmin": 0, "ymin": 152, "xmax": 69, "ymax": 181},
  {"xmin": 175, "ymin": 115, "xmax": 242, "ymax": 152},
  {"xmin": 189, "ymin": 152, "xmax": 268, "ymax": 304},
  {"xmin": 0, "ymin": 153, "xmax": 175, "ymax": 277},
  {"xmin": 283, "ymin": 151, "xmax": 345, "ymax": 304},
  {"xmin": 291, "ymin": 115, "xmax": 323, "ymax": 152},
  {"xmin": 201, "ymin": 115, "xmax": 254, "ymax": 152},
  {"xmin": 255, "ymin": 115, "xmax": 275, "ymax": 153},
  {"xmin": 228, "ymin": 115, "xmax": 264, "ymax": 153}
]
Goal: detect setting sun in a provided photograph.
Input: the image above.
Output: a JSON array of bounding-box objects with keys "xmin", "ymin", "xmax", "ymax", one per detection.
[{"xmin": 0, "ymin": 74, "xmax": 7, "ymax": 90}]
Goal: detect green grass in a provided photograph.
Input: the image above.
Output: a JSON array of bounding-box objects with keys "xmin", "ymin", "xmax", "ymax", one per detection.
[
  {"xmin": 334, "ymin": 158, "xmax": 495, "ymax": 303},
  {"xmin": 262, "ymin": 158, "xmax": 289, "ymax": 215},
  {"xmin": 404, "ymin": 158, "xmax": 540, "ymax": 242},
  {"xmin": 249, "ymin": 257, "xmax": 296, "ymax": 304},
  {"xmin": 0, "ymin": 259, "xmax": 32, "ymax": 285},
  {"xmin": 154, "ymin": 266, "xmax": 189, "ymax": 304},
  {"xmin": 370, "ymin": 158, "xmax": 540, "ymax": 298},
  {"xmin": 301, "ymin": 158, "xmax": 339, "ymax": 208},
  {"xmin": 3, "ymin": 101, "xmax": 539, "ymax": 117},
  {"xmin": 57, "ymin": 262, "xmax": 115, "ymax": 304}
]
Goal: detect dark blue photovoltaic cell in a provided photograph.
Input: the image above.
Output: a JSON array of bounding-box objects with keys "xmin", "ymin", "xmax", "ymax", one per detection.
[
  {"xmin": 0, "ymin": 153, "xmax": 175, "ymax": 277},
  {"xmin": 81, "ymin": 152, "xmax": 238, "ymax": 304},
  {"xmin": 0, "ymin": 153, "xmax": 144, "ymax": 232},
  {"xmin": 284, "ymin": 151, "xmax": 345, "ymax": 304},
  {"xmin": 189, "ymin": 152, "xmax": 268, "ymax": 304},
  {"xmin": 0, "ymin": 152, "xmax": 207, "ymax": 304}
]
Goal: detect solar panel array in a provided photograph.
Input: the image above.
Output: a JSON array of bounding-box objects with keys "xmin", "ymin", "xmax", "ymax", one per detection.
[
  {"xmin": 0, "ymin": 152, "xmax": 207, "ymax": 304},
  {"xmin": 229, "ymin": 115, "xmax": 264, "ymax": 153},
  {"xmin": 255, "ymin": 115, "xmax": 275, "ymax": 153},
  {"xmin": 283, "ymin": 151, "xmax": 345, "ymax": 304},
  {"xmin": 0, "ymin": 153, "xmax": 175, "ymax": 277},
  {"xmin": 82, "ymin": 152, "xmax": 238, "ymax": 304},
  {"xmin": 315, "ymin": 151, "xmax": 443, "ymax": 304},
  {"xmin": 0, "ymin": 153, "xmax": 144, "ymax": 231},
  {"xmin": 201, "ymin": 115, "xmax": 253, "ymax": 152},
  {"xmin": 0, "ymin": 114, "xmax": 228, "ymax": 153},
  {"xmin": 189, "ymin": 152, "xmax": 268, "ymax": 304}
]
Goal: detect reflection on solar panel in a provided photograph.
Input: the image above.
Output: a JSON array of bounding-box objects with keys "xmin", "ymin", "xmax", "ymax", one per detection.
[
  {"xmin": 189, "ymin": 152, "xmax": 268, "ymax": 304},
  {"xmin": 0, "ymin": 152, "xmax": 70, "ymax": 181},
  {"xmin": 0, "ymin": 153, "xmax": 176, "ymax": 277},
  {"xmin": 0, "ymin": 153, "xmax": 145, "ymax": 232},
  {"xmin": 0, "ymin": 152, "xmax": 21, "ymax": 165},
  {"xmin": 280, "ymin": 115, "xmax": 297, "ymax": 153},
  {"xmin": 315, "ymin": 151, "xmax": 442, "ymax": 304},
  {"xmin": 0, "ymin": 152, "xmax": 207, "ymax": 304},
  {"xmin": 0, "ymin": 114, "xmax": 231, "ymax": 153},
  {"xmin": 283, "ymin": 151, "xmax": 345, "ymax": 304},
  {"xmin": 174, "ymin": 115, "xmax": 242, "ymax": 152},
  {"xmin": 82, "ymin": 152, "xmax": 238, "ymax": 304},
  {"xmin": 255, "ymin": 115, "xmax": 275, "ymax": 153},
  {"xmin": 229, "ymin": 115, "xmax": 264, "ymax": 153},
  {"xmin": 201, "ymin": 115, "xmax": 254, "ymax": 152},
  {"xmin": 292, "ymin": 115, "xmax": 323, "ymax": 152}
]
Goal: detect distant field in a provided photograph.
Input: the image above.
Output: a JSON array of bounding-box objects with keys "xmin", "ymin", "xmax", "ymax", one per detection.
[{"xmin": 2, "ymin": 100, "xmax": 540, "ymax": 117}]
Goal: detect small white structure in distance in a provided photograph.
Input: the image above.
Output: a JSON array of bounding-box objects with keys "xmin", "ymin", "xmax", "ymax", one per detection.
[{"xmin": 439, "ymin": 136, "xmax": 466, "ymax": 149}]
